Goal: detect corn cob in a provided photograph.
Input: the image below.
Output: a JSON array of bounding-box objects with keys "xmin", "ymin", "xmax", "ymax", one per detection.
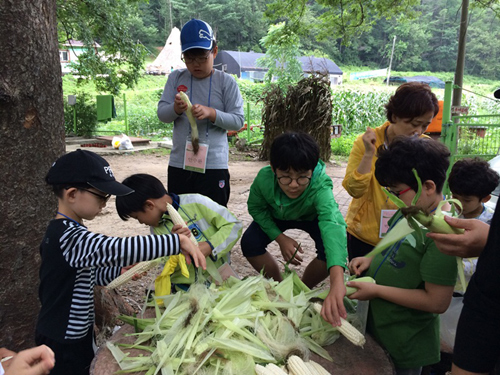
[
  {"xmin": 312, "ymin": 303, "xmax": 366, "ymax": 347},
  {"xmin": 307, "ymin": 360, "xmax": 331, "ymax": 375},
  {"xmin": 179, "ymin": 91, "xmax": 199, "ymax": 154},
  {"xmin": 265, "ymin": 363, "xmax": 289, "ymax": 375},
  {"xmin": 107, "ymin": 260, "xmax": 160, "ymax": 290},
  {"xmin": 166, "ymin": 202, "xmax": 198, "ymax": 247},
  {"xmin": 255, "ymin": 364, "xmax": 267, "ymax": 375},
  {"xmin": 287, "ymin": 355, "xmax": 314, "ymax": 375}
]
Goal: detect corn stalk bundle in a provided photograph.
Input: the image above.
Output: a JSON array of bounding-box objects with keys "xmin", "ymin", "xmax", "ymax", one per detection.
[
  {"xmin": 106, "ymin": 272, "xmax": 362, "ymax": 375},
  {"xmin": 259, "ymin": 73, "xmax": 333, "ymax": 162}
]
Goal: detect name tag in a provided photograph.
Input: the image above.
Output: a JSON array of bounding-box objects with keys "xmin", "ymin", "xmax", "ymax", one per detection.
[
  {"xmin": 183, "ymin": 140, "xmax": 209, "ymax": 173},
  {"xmin": 379, "ymin": 209, "xmax": 397, "ymax": 238}
]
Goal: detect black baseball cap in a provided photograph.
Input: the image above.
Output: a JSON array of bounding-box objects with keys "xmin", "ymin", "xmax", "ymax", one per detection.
[
  {"xmin": 494, "ymin": 88, "xmax": 500, "ymax": 99},
  {"xmin": 46, "ymin": 149, "xmax": 134, "ymax": 196}
]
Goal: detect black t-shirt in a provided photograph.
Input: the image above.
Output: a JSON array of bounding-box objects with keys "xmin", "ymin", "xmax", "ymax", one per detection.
[{"xmin": 464, "ymin": 201, "xmax": 500, "ymax": 315}]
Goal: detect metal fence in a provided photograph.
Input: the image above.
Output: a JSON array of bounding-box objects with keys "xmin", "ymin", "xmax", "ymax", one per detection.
[{"xmin": 440, "ymin": 81, "xmax": 500, "ymax": 195}]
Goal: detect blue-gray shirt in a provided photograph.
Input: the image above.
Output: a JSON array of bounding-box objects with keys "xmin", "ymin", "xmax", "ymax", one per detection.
[{"xmin": 157, "ymin": 69, "xmax": 244, "ymax": 169}]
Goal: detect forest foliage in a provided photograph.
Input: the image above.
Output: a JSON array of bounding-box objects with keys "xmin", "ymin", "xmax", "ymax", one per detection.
[{"xmin": 124, "ymin": 0, "xmax": 500, "ymax": 79}]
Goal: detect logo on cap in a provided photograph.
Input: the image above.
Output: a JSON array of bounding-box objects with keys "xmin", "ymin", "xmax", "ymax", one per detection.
[
  {"xmin": 104, "ymin": 166, "xmax": 115, "ymax": 178},
  {"xmin": 199, "ymin": 29, "xmax": 212, "ymax": 41}
]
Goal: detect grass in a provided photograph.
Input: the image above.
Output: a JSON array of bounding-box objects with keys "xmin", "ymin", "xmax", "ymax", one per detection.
[{"xmin": 138, "ymin": 148, "xmax": 170, "ymax": 156}]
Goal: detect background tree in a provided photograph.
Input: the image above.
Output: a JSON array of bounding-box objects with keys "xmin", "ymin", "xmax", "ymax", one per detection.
[
  {"xmin": 257, "ymin": 22, "xmax": 303, "ymax": 90},
  {"xmin": 0, "ymin": 0, "xmax": 65, "ymax": 350},
  {"xmin": 57, "ymin": 0, "xmax": 148, "ymax": 94}
]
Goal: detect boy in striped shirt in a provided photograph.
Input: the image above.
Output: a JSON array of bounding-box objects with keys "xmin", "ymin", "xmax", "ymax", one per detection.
[{"xmin": 35, "ymin": 150, "xmax": 205, "ymax": 375}]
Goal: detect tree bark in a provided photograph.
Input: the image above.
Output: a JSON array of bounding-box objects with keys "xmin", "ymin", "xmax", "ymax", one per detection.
[
  {"xmin": 452, "ymin": 0, "xmax": 469, "ymax": 107},
  {"xmin": 0, "ymin": 0, "xmax": 65, "ymax": 350}
]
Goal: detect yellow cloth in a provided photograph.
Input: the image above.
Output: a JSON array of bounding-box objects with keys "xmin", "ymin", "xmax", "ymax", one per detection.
[
  {"xmin": 154, "ymin": 254, "xmax": 190, "ymax": 303},
  {"xmin": 343, "ymin": 122, "xmax": 396, "ymax": 247}
]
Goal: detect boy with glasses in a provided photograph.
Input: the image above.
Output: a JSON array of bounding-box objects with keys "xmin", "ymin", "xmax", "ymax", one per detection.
[
  {"xmin": 241, "ymin": 132, "xmax": 348, "ymax": 326},
  {"xmin": 348, "ymin": 136, "xmax": 457, "ymax": 375},
  {"xmin": 36, "ymin": 150, "xmax": 205, "ymax": 375},
  {"xmin": 157, "ymin": 18, "xmax": 244, "ymax": 207}
]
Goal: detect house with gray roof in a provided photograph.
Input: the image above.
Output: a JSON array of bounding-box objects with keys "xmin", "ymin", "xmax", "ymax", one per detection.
[{"xmin": 214, "ymin": 51, "xmax": 343, "ymax": 85}]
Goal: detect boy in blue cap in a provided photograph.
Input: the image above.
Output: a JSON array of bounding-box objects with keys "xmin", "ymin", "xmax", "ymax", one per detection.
[
  {"xmin": 157, "ymin": 18, "xmax": 244, "ymax": 207},
  {"xmin": 35, "ymin": 150, "xmax": 205, "ymax": 375}
]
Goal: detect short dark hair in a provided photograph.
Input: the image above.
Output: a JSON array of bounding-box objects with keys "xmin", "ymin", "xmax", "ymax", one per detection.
[
  {"xmin": 270, "ymin": 132, "xmax": 320, "ymax": 172},
  {"xmin": 375, "ymin": 136, "xmax": 451, "ymax": 193},
  {"xmin": 49, "ymin": 183, "xmax": 92, "ymax": 198},
  {"xmin": 448, "ymin": 157, "xmax": 500, "ymax": 198},
  {"xmin": 385, "ymin": 82, "xmax": 440, "ymax": 123},
  {"xmin": 115, "ymin": 174, "xmax": 167, "ymax": 221}
]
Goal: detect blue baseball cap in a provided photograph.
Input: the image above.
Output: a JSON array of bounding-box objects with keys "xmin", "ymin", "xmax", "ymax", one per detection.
[{"xmin": 181, "ymin": 19, "xmax": 214, "ymax": 53}]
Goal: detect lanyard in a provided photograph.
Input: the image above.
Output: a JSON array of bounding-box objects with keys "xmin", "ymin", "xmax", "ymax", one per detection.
[
  {"xmin": 190, "ymin": 73, "xmax": 213, "ymax": 139},
  {"xmin": 57, "ymin": 212, "xmax": 81, "ymax": 226},
  {"xmin": 373, "ymin": 213, "xmax": 404, "ymax": 278},
  {"xmin": 161, "ymin": 205, "xmax": 212, "ymax": 247}
]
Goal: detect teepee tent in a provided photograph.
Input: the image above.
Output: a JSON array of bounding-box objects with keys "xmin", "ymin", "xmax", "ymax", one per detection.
[{"xmin": 146, "ymin": 27, "xmax": 185, "ymax": 75}]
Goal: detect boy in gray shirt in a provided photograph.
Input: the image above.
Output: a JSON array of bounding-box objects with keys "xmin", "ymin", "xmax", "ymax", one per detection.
[{"xmin": 157, "ymin": 18, "xmax": 244, "ymax": 207}]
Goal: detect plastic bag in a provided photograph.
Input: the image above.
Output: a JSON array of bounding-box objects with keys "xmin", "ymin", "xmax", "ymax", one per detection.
[
  {"xmin": 440, "ymin": 296, "xmax": 463, "ymax": 353},
  {"xmin": 112, "ymin": 134, "xmax": 134, "ymax": 150}
]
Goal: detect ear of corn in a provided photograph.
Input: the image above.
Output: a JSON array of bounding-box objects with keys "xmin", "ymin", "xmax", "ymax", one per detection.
[
  {"xmin": 345, "ymin": 276, "xmax": 376, "ymax": 296},
  {"xmin": 287, "ymin": 355, "xmax": 314, "ymax": 375},
  {"xmin": 166, "ymin": 202, "xmax": 199, "ymax": 247},
  {"xmin": 307, "ymin": 360, "xmax": 331, "ymax": 375},
  {"xmin": 265, "ymin": 363, "xmax": 289, "ymax": 374},
  {"xmin": 107, "ymin": 260, "xmax": 160, "ymax": 290},
  {"xmin": 178, "ymin": 91, "xmax": 199, "ymax": 154},
  {"xmin": 255, "ymin": 364, "xmax": 268, "ymax": 375},
  {"xmin": 312, "ymin": 303, "xmax": 366, "ymax": 347}
]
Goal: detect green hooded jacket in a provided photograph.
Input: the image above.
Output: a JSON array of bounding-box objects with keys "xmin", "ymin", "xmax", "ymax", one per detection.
[{"xmin": 247, "ymin": 160, "xmax": 347, "ymax": 269}]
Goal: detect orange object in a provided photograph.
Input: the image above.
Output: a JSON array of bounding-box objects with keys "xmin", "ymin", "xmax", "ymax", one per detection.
[{"xmin": 426, "ymin": 100, "xmax": 443, "ymax": 133}]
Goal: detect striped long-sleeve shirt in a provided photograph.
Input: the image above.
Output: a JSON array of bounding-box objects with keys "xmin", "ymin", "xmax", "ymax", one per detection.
[{"xmin": 36, "ymin": 219, "xmax": 180, "ymax": 343}]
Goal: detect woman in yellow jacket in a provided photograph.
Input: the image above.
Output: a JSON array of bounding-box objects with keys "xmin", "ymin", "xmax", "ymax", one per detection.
[{"xmin": 343, "ymin": 82, "xmax": 440, "ymax": 260}]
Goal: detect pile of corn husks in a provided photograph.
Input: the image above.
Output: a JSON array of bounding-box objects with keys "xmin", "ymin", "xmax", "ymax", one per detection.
[{"xmin": 107, "ymin": 272, "xmax": 350, "ymax": 375}]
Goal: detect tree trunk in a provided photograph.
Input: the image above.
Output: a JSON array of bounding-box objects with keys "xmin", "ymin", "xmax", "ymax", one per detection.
[
  {"xmin": 452, "ymin": 0, "xmax": 469, "ymax": 107},
  {"xmin": 0, "ymin": 0, "xmax": 65, "ymax": 350}
]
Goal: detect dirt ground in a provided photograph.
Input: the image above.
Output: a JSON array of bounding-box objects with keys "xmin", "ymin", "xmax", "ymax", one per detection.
[{"xmin": 85, "ymin": 148, "xmax": 351, "ymax": 313}]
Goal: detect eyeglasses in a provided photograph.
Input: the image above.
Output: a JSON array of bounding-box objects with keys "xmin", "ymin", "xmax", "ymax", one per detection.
[
  {"xmin": 80, "ymin": 188, "xmax": 111, "ymax": 202},
  {"xmin": 181, "ymin": 53, "xmax": 211, "ymax": 64},
  {"xmin": 386, "ymin": 186, "xmax": 412, "ymax": 198},
  {"xmin": 277, "ymin": 176, "xmax": 311, "ymax": 186}
]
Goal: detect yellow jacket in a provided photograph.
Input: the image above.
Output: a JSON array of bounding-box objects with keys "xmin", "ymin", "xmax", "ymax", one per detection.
[{"xmin": 342, "ymin": 122, "xmax": 396, "ymax": 246}]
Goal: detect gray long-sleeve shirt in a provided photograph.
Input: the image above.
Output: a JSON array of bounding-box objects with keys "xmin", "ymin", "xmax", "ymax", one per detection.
[{"xmin": 157, "ymin": 69, "xmax": 244, "ymax": 169}]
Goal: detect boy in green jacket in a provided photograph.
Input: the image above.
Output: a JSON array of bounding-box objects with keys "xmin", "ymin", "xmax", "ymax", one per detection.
[
  {"xmin": 241, "ymin": 132, "xmax": 348, "ymax": 325},
  {"xmin": 116, "ymin": 173, "xmax": 242, "ymax": 292}
]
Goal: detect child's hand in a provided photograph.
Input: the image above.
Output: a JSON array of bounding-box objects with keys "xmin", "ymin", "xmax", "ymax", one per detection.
[
  {"xmin": 171, "ymin": 224, "xmax": 192, "ymax": 237},
  {"xmin": 348, "ymin": 256, "xmax": 372, "ymax": 276},
  {"xmin": 276, "ymin": 234, "xmax": 304, "ymax": 265},
  {"xmin": 321, "ymin": 281, "xmax": 347, "ymax": 327},
  {"xmin": 346, "ymin": 280, "xmax": 378, "ymax": 301},
  {"xmin": 4, "ymin": 345, "xmax": 55, "ymax": 375},
  {"xmin": 361, "ymin": 127, "xmax": 377, "ymax": 156},
  {"xmin": 174, "ymin": 93, "xmax": 188, "ymax": 115},
  {"xmin": 191, "ymin": 104, "xmax": 216, "ymax": 122},
  {"xmin": 178, "ymin": 234, "xmax": 206, "ymax": 270},
  {"xmin": 0, "ymin": 347, "xmax": 16, "ymax": 370}
]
